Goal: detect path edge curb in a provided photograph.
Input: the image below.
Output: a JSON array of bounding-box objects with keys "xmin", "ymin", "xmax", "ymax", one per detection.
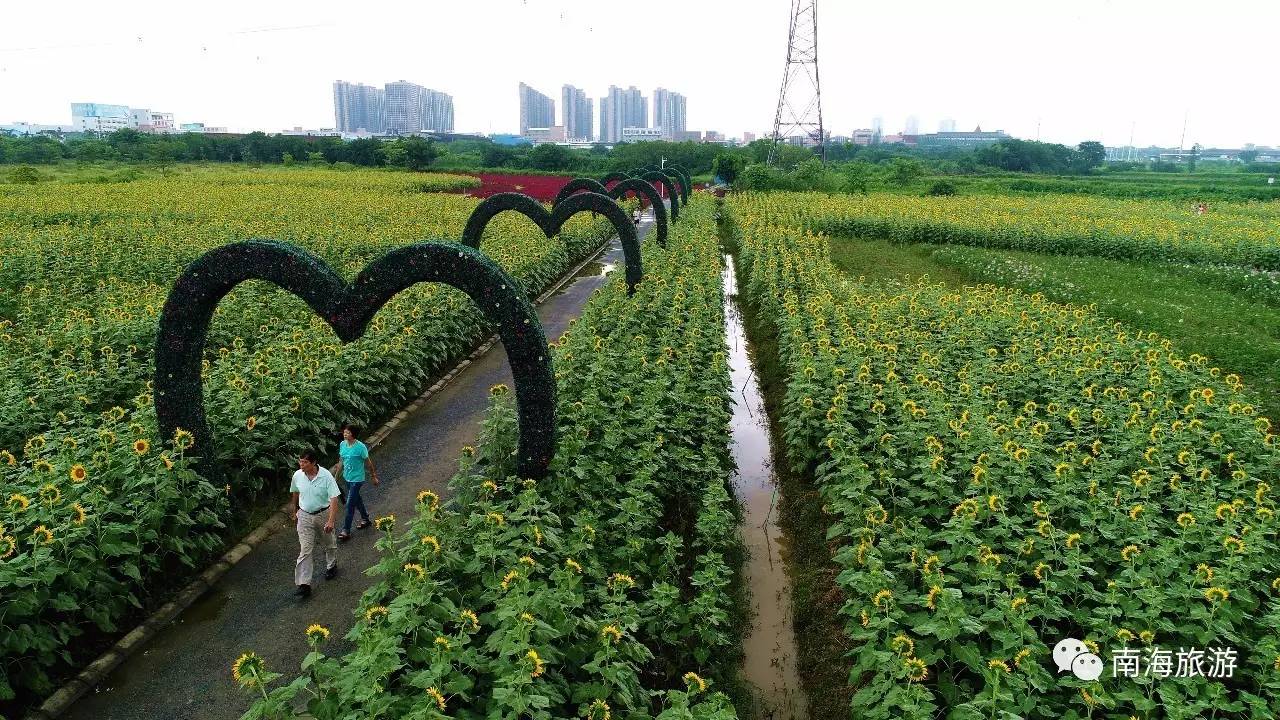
[{"xmin": 23, "ymin": 228, "xmax": 630, "ymax": 720}]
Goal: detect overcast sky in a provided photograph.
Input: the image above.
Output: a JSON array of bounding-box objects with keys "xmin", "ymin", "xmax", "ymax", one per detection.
[{"xmin": 1, "ymin": 0, "xmax": 1275, "ymax": 148}]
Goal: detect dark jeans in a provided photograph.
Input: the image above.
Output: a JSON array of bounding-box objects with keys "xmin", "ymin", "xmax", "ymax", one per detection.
[{"xmin": 342, "ymin": 481, "xmax": 370, "ymax": 533}]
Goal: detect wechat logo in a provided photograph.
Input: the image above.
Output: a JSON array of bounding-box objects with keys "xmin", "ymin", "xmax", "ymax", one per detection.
[{"xmin": 1053, "ymin": 638, "xmax": 1103, "ymax": 681}]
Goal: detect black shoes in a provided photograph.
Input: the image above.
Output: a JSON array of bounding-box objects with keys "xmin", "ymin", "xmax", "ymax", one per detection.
[
  {"xmin": 295, "ymin": 584, "xmax": 312, "ymax": 598},
  {"xmin": 325, "ymin": 564, "xmax": 338, "ymax": 580}
]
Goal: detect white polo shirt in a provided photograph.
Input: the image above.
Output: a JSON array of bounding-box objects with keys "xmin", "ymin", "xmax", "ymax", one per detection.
[{"xmin": 291, "ymin": 467, "xmax": 340, "ymax": 514}]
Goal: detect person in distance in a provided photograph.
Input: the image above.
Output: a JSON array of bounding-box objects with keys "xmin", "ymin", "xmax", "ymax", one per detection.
[{"xmin": 289, "ymin": 450, "xmax": 340, "ymax": 598}]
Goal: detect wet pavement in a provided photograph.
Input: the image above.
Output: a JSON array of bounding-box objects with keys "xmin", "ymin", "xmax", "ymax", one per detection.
[
  {"xmin": 61, "ymin": 222, "xmax": 643, "ymax": 720},
  {"xmin": 722, "ymin": 254, "xmax": 806, "ymax": 720}
]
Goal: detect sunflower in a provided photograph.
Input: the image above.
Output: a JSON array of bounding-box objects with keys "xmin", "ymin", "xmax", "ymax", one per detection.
[
  {"xmin": 231, "ymin": 651, "xmax": 266, "ymax": 689},
  {"xmin": 133, "ymin": 438, "xmax": 150, "ymax": 455},
  {"xmin": 420, "ymin": 535, "xmax": 441, "ymax": 554},
  {"xmin": 364, "ymin": 605, "xmax": 389, "ymax": 623},
  {"xmin": 585, "ymin": 699, "xmax": 611, "ymax": 720},
  {"xmin": 416, "ymin": 489, "xmax": 439, "ymax": 510},
  {"xmin": 426, "ymin": 687, "xmax": 446, "ymax": 711},
  {"xmin": 459, "ymin": 609, "xmax": 480, "ymax": 631},
  {"xmin": 0, "ymin": 534, "xmax": 16, "ymax": 560},
  {"xmin": 501, "ymin": 570, "xmax": 520, "ymax": 590},
  {"xmin": 600, "ymin": 625, "xmax": 622, "ymax": 644},
  {"xmin": 173, "ymin": 428, "xmax": 194, "ymax": 450},
  {"xmin": 69, "ymin": 464, "xmax": 87, "ymax": 483},
  {"xmin": 607, "ymin": 573, "xmax": 635, "ymax": 590},
  {"xmin": 34, "ymin": 459, "xmax": 53, "ymax": 473},
  {"xmin": 72, "ymin": 503, "xmax": 87, "ymax": 525},
  {"xmin": 682, "ymin": 671, "xmax": 708, "ymax": 693},
  {"xmin": 403, "ymin": 563, "xmax": 425, "ymax": 579},
  {"xmin": 904, "ymin": 657, "xmax": 928, "ymax": 682},
  {"xmin": 245, "ymin": 417, "xmax": 257, "ymax": 431},
  {"xmin": 8, "ymin": 493, "xmax": 30, "ymax": 512},
  {"xmin": 305, "ymin": 624, "xmax": 330, "ymax": 644},
  {"xmin": 1204, "ymin": 587, "xmax": 1230, "ymax": 604},
  {"xmin": 39, "ymin": 484, "xmax": 61, "ymax": 506},
  {"xmin": 31, "ymin": 525, "xmax": 54, "ymax": 545},
  {"xmin": 0, "ymin": 450, "xmax": 15, "ymax": 466},
  {"xmin": 526, "ymin": 649, "xmax": 544, "ymax": 678},
  {"xmin": 373, "ymin": 515, "xmax": 395, "ymax": 532},
  {"xmin": 988, "ymin": 659, "xmax": 1011, "ymax": 673}
]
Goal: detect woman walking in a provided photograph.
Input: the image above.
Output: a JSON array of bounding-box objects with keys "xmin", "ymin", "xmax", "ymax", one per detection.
[{"xmin": 335, "ymin": 424, "xmax": 379, "ymax": 541}]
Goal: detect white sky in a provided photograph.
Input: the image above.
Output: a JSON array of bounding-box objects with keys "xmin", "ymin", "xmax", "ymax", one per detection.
[{"xmin": 1, "ymin": 0, "xmax": 1276, "ymax": 148}]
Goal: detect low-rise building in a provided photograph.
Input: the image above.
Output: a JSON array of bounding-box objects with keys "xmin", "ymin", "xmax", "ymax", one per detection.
[
  {"xmin": 621, "ymin": 126, "xmax": 663, "ymax": 143},
  {"xmin": 916, "ymin": 127, "xmax": 1009, "ymax": 149},
  {"xmin": 524, "ymin": 126, "xmax": 567, "ymax": 144}
]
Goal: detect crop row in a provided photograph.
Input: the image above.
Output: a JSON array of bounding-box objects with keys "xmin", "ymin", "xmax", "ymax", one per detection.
[
  {"xmin": 0, "ymin": 168, "xmax": 620, "ymax": 708},
  {"xmin": 236, "ymin": 194, "xmax": 744, "ymax": 719},
  {"xmin": 733, "ymin": 190, "xmax": 1280, "ymax": 269},
  {"xmin": 726, "ymin": 194, "xmax": 1280, "ymax": 719}
]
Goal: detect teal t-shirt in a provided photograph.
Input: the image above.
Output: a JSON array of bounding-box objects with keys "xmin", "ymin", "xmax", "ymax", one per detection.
[{"xmin": 340, "ymin": 440, "xmax": 370, "ymax": 483}]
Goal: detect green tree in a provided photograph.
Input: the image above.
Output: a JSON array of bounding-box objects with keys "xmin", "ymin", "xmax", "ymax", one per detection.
[
  {"xmin": 1188, "ymin": 143, "xmax": 1202, "ymax": 172},
  {"xmin": 528, "ymin": 143, "xmax": 573, "ymax": 171},
  {"xmin": 842, "ymin": 161, "xmax": 873, "ymax": 194},
  {"xmin": 401, "ymin": 137, "xmax": 440, "ymax": 171},
  {"xmin": 1238, "ymin": 149, "xmax": 1259, "ymax": 164},
  {"xmin": 711, "ymin": 151, "xmax": 746, "ymax": 184},
  {"xmin": 1076, "ymin": 141, "xmax": 1106, "ymax": 171},
  {"xmin": 481, "ymin": 143, "xmax": 517, "ymax": 168},
  {"xmin": 887, "ymin": 157, "xmax": 925, "ymax": 187}
]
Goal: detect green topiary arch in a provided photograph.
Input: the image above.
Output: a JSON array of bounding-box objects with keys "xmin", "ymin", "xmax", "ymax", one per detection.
[
  {"xmin": 600, "ymin": 171, "xmax": 630, "ymax": 187},
  {"xmin": 664, "ymin": 164, "xmax": 692, "ymax": 203},
  {"xmin": 553, "ymin": 178, "xmax": 610, "ymax": 207},
  {"xmin": 606, "ymin": 178, "xmax": 668, "ymax": 248},
  {"xmin": 461, "ymin": 191, "xmax": 643, "ymax": 294},
  {"xmin": 155, "ymin": 241, "xmax": 558, "ymax": 481},
  {"xmin": 639, "ymin": 171, "xmax": 680, "ymax": 220}
]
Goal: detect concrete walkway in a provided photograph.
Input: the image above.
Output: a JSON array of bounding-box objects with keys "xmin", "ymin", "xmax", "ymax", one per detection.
[{"xmin": 63, "ymin": 220, "xmax": 647, "ymax": 720}]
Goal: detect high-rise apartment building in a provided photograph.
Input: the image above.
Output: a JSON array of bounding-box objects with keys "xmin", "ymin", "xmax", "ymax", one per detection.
[
  {"xmin": 652, "ymin": 88, "xmax": 687, "ymax": 140},
  {"xmin": 519, "ymin": 83, "xmax": 555, "ymax": 136},
  {"xmin": 599, "ymin": 85, "xmax": 647, "ymax": 143},
  {"xmin": 333, "ymin": 81, "xmax": 386, "ymax": 133},
  {"xmin": 905, "ymin": 115, "xmax": 920, "ymax": 136},
  {"xmin": 561, "ymin": 85, "xmax": 593, "ymax": 142},
  {"xmin": 384, "ymin": 81, "xmax": 454, "ymax": 134}
]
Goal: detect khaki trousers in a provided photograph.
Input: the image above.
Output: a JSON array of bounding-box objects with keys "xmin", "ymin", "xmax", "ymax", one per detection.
[{"xmin": 295, "ymin": 509, "xmax": 337, "ymax": 586}]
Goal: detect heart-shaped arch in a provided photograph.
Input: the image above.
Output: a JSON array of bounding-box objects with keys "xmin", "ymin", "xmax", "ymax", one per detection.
[
  {"xmin": 552, "ymin": 177, "xmax": 610, "ymax": 207},
  {"xmin": 638, "ymin": 171, "xmax": 680, "ymax": 220},
  {"xmin": 154, "ymin": 240, "xmax": 558, "ymax": 481},
  {"xmin": 461, "ymin": 191, "xmax": 642, "ymax": 294},
  {"xmin": 664, "ymin": 164, "xmax": 692, "ymax": 203},
  {"xmin": 605, "ymin": 178, "xmax": 668, "ymax": 248},
  {"xmin": 554, "ymin": 177, "xmax": 668, "ymax": 249},
  {"xmin": 600, "ymin": 171, "xmax": 630, "ymax": 188}
]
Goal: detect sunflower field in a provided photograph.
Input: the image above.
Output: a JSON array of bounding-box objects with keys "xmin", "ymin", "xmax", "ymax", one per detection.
[
  {"xmin": 726, "ymin": 193, "xmax": 1280, "ymax": 719},
  {"xmin": 235, "ymin": 195, "xmax": 745, "ymax": 719},
  {"xmin": 736, "ymin": 191, "xmax": 1280, "ymax": 269},
  {"xmin": 0, "ymin": 167, "xmax": 619, "ymax": 707}
]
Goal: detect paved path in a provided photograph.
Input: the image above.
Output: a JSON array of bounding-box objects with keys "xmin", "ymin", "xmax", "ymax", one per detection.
[{"xmin": 63, "ymin": 219, "xmax": 648, "ymax": 720}]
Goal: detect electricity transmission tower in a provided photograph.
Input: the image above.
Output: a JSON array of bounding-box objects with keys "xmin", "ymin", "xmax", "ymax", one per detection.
[{"xmin": 769, "ymin": 0, "xmax": 825, "ymax": 164}]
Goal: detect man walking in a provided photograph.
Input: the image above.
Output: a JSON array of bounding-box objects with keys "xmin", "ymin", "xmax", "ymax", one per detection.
[{"xmin": 289, "ymin": 451, "xmax": 340, "ymax": 598}]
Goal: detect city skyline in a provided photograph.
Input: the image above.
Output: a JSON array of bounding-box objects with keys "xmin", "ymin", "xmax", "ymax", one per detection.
[{"xmin": 2, "ymin": 0, "xmax": 1277, "ymax": 148}]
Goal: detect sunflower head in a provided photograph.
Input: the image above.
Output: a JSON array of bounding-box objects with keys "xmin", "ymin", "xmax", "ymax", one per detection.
[
  {"xmin": 133, "ymin": 438, "xmax": 150, "ymax": 455},
  {"xmin": 231, "ymin": 652, "xmax": 266, "ymax": 688},
  {"xmin": 373, "ymin": 515, "xmax": 395, "ymax": 532},
  {"xmin": 69, "ymin": 465, "xmax": 87, "ymax": 483},
  {"xmin": 305, "ymin": 624, "xmax": 330, "ymax": 644},
  {"xmin": 682, "ymin": 671, "xmax": 707, "ymax": 693}
]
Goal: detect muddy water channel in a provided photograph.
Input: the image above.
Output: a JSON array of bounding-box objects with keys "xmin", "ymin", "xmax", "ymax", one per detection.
[{"xmin": 721, "ymin": 254, "xmax": 807, "ymax": 719}]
